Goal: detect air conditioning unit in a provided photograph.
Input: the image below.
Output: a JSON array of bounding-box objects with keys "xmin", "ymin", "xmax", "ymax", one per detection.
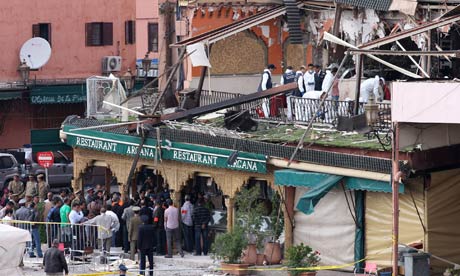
[{"xmin": 102, "ymin": 56, "xmax": 122, "ymax": 73}]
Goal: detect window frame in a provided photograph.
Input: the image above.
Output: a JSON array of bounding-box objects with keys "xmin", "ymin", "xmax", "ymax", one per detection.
[
  {"xmin": 147, "ymin": 23, "xmax": 159, "ymax": 52},
  {"xmin": 32, "ymin": 23, "xmax": 52, "ymax": 46},
  {"xmin": 85, "ymin": 22, "xmax": 113, "ymax": 47},
  {"xmin": 125, "ymin": 20, "xmax": 136, "ymax": 45}
]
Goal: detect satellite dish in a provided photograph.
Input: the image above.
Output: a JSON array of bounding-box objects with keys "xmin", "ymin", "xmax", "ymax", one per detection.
[{"xmin": 19, "ymin": 37, "xmax": 52, "ymax": 69}]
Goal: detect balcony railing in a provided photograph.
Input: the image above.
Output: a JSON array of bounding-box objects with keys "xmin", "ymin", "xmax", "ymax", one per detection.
[{"xmin": 200, "ymin": 90, "xmax": 391, "ymax": 130}]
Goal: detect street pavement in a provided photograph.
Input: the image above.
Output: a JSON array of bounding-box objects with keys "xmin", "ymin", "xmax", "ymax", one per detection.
[{"xmin": 21, "ymin": 249, "xmax": 354, "ymax": 276}]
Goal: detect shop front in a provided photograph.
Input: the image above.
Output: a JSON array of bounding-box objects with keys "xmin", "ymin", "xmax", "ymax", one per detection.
[
  {"xmin": 62, "ymin": 125, "xmax": 272, "ymax": 231},
  {"xmin": 274, "ymin": 169, "xmax": 422, "ymax": 271}
]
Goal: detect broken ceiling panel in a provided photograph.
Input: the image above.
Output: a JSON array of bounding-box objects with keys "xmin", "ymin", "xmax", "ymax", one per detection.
[
  {"xmin": 340, "ymin": 9, "xmax": 385, "ymax": 45},
  {"xmin": 388, "ymin": 0, "xmax": 418, "ymax": 15},
  {"xmin": 335, "ymin": 0, "xmax": 392, "ymax": 11}
]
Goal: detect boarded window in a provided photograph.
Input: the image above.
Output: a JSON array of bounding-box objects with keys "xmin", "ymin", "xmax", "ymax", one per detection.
[
  {"xmin": 32, "ymin": 23, "xmax": 52, "ymax": 45},
  {"xmin": 148, "ymin": 23, "xmax": 159, "ymax": 52},
  {"xmin": 86, "ymin": 22, "xmax": 113, "ymax": 46},
  {"xmin": 125, "ymin": 20, "xmax": 135, "ymax": 44}
]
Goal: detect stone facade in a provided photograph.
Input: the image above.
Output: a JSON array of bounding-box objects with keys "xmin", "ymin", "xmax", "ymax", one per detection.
[{"xmin": 72, "ymin": 147, "xmax": 275, "ymax": 231}]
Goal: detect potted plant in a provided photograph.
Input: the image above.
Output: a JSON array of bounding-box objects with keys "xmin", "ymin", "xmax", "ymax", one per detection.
[
  {"xmin": 235, "ymin": 185, "xmax": 266, "ymax": 265},
  {"xmin": 211, "ymin": 226, "xmax": 250, "ymax": 276},
  {"xmin": 264, "ymin": 191, "xmax": 284, "ymax": 265},
  {"xmin": 285, "ymin": 243, "xmax": 321, "ymax": 276}
]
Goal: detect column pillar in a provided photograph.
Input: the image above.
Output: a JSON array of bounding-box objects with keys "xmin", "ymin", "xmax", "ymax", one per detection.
[
  {"xmin": 284, "ymin": 186, "xmax": 295, "ymax": 249},
  {"xmin": 171, "ymin": 190, "xmax": 181, "ymax": 207},
  {"xmin": 225, "ymin": 197, "xmax": 235, "ymax": 232}
]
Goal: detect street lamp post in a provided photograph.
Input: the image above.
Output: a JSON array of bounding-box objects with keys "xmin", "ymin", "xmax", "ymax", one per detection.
[
  {"xmin": 141, "ymin": 53, "xmax": 152, "ymax": 84},
  {"xmin": 18, "ymin": 59, "xmax": 30, "ymax": 86},
  {"xmin": 121, "ymin": 68, "xmax": 134, "ymax": 96}
]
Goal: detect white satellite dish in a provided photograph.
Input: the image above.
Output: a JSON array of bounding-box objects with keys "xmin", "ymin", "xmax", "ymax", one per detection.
[{"xmin": 19, "ymin": 37, "xmax": 52, "ymax": 69}]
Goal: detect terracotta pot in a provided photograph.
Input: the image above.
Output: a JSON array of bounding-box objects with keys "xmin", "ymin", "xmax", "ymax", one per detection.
[
  {"xmin": 221, "ymin": 263, "xmax": 250, "ymax": 276},
  {"xmin": 242, "ymin": 243, "xmax": 257, "ymax": 265},
  {"xmin": 263, "ymin": 242, "xmax": 282, "ymax": 264},
  {"xmin": 256, "ymin": 253, "xmax": 265, "ymax": 266}
]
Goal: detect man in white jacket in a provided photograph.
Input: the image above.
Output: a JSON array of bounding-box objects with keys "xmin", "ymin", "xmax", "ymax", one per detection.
[
  {"xmin": 360, "ymin": 75, "xmax": 384, "ymax": 102},
  {"xmin": 303, "ymin": 64, "xmax": 316, "ymax": 93}
]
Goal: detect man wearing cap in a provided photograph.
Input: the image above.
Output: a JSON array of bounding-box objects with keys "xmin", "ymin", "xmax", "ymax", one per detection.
[
  {"xmin": 128, "ymin": 206, "xmax": 142, "ymax": 260},
  {"xmin": 8, "ymin": 174, "xmax": 24, "ymax": 199},
  {"xmin": 118, "ymin": 264, "xmax": 128, "ymax": 276},
  {"xmin": 257, "ymin": 64, "xmax": 276, "ymax": 92},
  {"xmin": 37, "ymin": 174, "xmax": 49, "ymax": 201},
  {"xmin": 43, "ymin": 239, "xmax": 68, "ymax": 276},
  {"xmin": 25, "ymin": 174, "xmax": 38, "ymax": 198}
]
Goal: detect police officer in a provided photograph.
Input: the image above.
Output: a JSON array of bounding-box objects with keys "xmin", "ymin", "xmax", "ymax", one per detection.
[
  {"xmin": 37, "ymin": 174, "xmax": 50, "ymax": 202},
  {"xmin": 257, "ymin": 64, "xmax": 276, "ymax": 92},
  {"xmin": 25, "ymin": 174, "xmax": 38, "ymax": 198},
  {"xmin": 8, "ymin": 174, "xmax": 24, "ymax": 199}
]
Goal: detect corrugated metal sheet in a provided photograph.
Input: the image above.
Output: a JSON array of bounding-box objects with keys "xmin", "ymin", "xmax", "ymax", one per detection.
[{"xmin": 335, "ymin": 0, "xmax": 392, "ymax": 11}]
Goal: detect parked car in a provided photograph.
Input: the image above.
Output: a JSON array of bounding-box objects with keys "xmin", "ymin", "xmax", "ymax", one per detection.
[
  {"xmin": 0, "ymin": 153, "xmax": 21, "ymax": 191},
  {"xmin": 25, "ymin": 150, "xmax": 74, "ymax": 189}
]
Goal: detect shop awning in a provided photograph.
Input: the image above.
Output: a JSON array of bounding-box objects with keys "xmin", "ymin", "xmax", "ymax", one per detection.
[
  {"xmin": 275, "ymin": 169, "xmax": 404, "ymax": 214},
  {"xmin": 275, "ymin": 169, "xmax": 403, "ymax": 193},
  {"xmin": 171, "ymin": 5, "xmax": 288, "ymax": 47},
  {"xmin": 0, "ymin": 91, "xmax": 22, "ymax": 101},
  {"xmin": 31, "ymin": 129, "xmax": 72, "ymax": 153},
  {"xmin": 30, "ymin": 84, "xmax": 86, "ymax": 104}
]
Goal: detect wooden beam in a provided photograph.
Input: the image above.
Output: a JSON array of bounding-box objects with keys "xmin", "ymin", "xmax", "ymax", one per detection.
[
  {"xmin": 159, "ymin": 82, "xmax": 297, "ymax": 123},
  {"xmin": 409, "ymin": 144, "xmax": 460, "ymax": 172}
]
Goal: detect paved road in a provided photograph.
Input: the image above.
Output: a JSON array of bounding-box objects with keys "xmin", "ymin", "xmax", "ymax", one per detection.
[{"xmin": 22, "ymin": 252, "xmax": 354, "ymax": 276}]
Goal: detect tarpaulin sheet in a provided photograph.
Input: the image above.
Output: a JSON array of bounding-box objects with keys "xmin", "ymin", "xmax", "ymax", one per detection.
[
  {"xmin": 427, "ymin": 168, "xmax": 460, "ymax": 271},
  {"xmin": 294, "ymin": 187, "xmax": 356, "ymax": 270},
  {"xmin": 365, "ymin": 179, "xmax": 425, "ymax": 267},
  {"xmin": 0, "ymin": 224, "xmax": 31, "ymax": 275}
]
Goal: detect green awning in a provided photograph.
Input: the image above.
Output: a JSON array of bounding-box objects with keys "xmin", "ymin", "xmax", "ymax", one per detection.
[
  {"xmin": 31, "ymin": 129, "xmax": 72, "ymax": 153},
  {"xmin": 0, "ymin": 91, "xmax": 22, "ymax": 100},
  {"xmin": 296, "ymin": 175, "xmax": 343, "ymax": 214},
  {"xmin": 275, "ymin": 169, "xmax": 403, "ymax": 193},
  {"xmin": 30, "ymin": 84, "xmax": 86, "ymax": 104},
  {"xmin": 275, "ymin": 169, "xmax": 404, "ymax": 215},
  {"xmin": 275, "ymin": 170, "xmax": 337, "ymax": 187},
  {"xmin": 345, "ymin": 177, "xmax": 404, "ymax": 193}
]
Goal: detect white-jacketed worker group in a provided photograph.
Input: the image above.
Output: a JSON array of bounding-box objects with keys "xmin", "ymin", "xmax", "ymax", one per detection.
[{"xmin": 284, "ymin": 63, "xmax": 337, "ymax": 121}]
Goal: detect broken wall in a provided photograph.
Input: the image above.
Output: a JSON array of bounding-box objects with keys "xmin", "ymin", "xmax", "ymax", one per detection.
[{"xmin": 209, "ymin": 31, "xmax": 267, "ymax": 75}]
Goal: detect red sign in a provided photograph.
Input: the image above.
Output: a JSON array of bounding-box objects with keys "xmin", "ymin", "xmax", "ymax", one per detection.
[{"xmin": 37, "ymin": 151, "xmax": 54, "ymax": 168}]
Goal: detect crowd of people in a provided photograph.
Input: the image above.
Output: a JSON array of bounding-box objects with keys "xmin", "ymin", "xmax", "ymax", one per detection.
[{"xmin": 0, "ymin": 174, "xmax": 214, "ymax": 276}]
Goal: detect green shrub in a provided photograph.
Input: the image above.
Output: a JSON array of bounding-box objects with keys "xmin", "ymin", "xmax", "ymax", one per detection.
[
  {"xmin": 285, "ymin": 243, "xmax": 321, "ymax": 276},
  {"xmin": 211, "ymin": 226, "xmax": 248, "ymax": 264}
]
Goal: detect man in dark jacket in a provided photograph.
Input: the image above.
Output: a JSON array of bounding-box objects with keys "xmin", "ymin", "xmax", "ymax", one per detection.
[
  {"xmin": 153, "ymin": 200, "xmax": 166, "ymax": 255},
  {"xmin": 43, "ymin": 239, "xmax": 68, "ymax": 275},
  {"xmin": 138, "ymin": 215, "xmax": 155, "ymax": 276},
  {"xmin": 314, "ymin": 64, "xmax": 326, "ymax": 91},
  {"xmin": 192, "ymin": 199, "xmax": 211, "ymax": 256}
]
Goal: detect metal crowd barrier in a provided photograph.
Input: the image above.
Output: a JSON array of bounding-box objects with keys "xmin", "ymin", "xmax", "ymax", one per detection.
[{"xmin": 6, "ymin": 220, "xmax": 108, "ymax": 265}]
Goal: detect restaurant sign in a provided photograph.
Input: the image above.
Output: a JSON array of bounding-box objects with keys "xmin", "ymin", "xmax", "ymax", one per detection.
[{"xmin": 63, "ymin": 126, "xmax": 266, "ymax": 173}]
